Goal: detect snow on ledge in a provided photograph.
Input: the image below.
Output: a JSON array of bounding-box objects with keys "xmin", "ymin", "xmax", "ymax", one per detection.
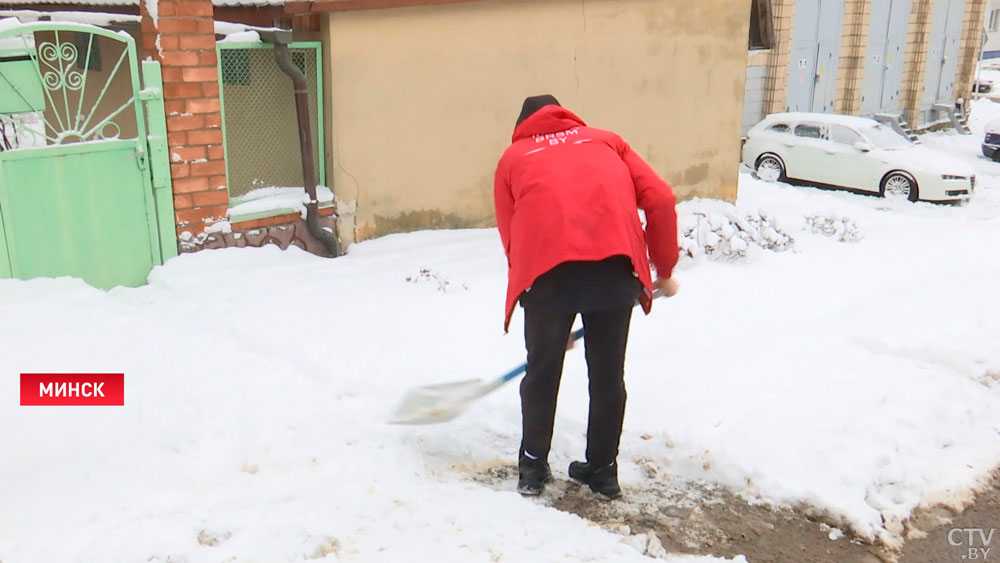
[
  {"xmin": 217, "ymin": 29, "xmax": 261, "ymax": 43},
  {"xmin": 215, "ymin": 21, "xmax": 283, "ymax": 39},
  {"xmin": 228, "ymin": 186, "xmax": 335, "ymax": 223}
]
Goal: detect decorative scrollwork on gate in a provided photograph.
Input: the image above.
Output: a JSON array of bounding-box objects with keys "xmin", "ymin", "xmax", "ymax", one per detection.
[
  {"xmin": 0, "ymin": 22, "xmax": 142, "ymax": 150},
  {"xmin": 38, "ymin": 41, "xmax": 85, "ymax": 92}
]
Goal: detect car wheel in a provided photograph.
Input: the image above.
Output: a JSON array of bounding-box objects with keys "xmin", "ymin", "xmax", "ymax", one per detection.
[
  {"xmin": 755, "ymin": 154, "xmax": 785, "ymax": 182},
  {"xmin": 992, "ymin": 150, "xmax": 1000, "ymax": 163},
  {"xmin": 881, "ymin": 172, "xmax": 918, "ymax": 202}
]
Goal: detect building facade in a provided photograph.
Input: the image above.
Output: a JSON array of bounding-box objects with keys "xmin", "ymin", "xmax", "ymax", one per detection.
[
  {"xmin": 1, "ymin": 0, "xmax": 754, "ymax": 286},
  {"xmin": 744, "ymin": 0, "xmax": 987, "ymax": 133},
  {"xmin": 315, "ymin": 0, "xmax": 752, "ymax": 246}
]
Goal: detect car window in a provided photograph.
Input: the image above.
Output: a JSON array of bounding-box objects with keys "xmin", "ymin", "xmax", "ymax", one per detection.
[
  {"xmin": 860, "ymin": 124, "xmax": 912, "ymax": 150},
  {"xmin": 794, "ymin": 123, "xmax": 827, "ymax": 140},
  {"xmin": 767, "ymin": 123, "xmax": 790, "ymax": 133},
  {"xmin": 830, "ymin": 125, "xmax": 864, "ymax": 146}
]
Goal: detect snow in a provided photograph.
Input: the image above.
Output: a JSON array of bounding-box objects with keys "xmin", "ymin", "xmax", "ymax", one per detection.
[
  {"xmin": 227, "ymin": 185, "xmax": 335, "ymax": 221},
  {"xmin": 146, "ymin": 0, "xmax": 158, "ymax": 28},
  {"xmin": 2, "ymin": 103, "xmax": 1000, "ymax": 562},
  {"xmin": 0, "ymin": 0, "xmax": 280, "ymax": 6},
  {"xmin": 204, "ymin": 220, "xmax": 232, "ymax": 234},
  {"xmin": 0, "ymin": 19, "xmax": 33, "ymax": 54},
  {"xmin": 0, "ymin": 10, "xmax": 140, "ymax": 26},
  {"xmin": 670, "ymin": 173, "xmax": 1000, "ymax": 544},
  {"xmin": 217, "ymin": 29, "xmax": 260, "ymax": 43},
  {"xmin": 213, "ymin": 20, "xmax": 251, "ymax": 36},
  {"xmin": 212, "ymin": 0, "xmax": 284, "ymax": 6},
  {"xmin": 214, "ymin": 21, "xmax": 283, "ymax": 39},
  {"xmin": 0, "ymin": 16, "xmax": 22, "ymax": 31},
  {"xmin": 0, "ymin": 10, "xmax": 275, "ymax": 44}
]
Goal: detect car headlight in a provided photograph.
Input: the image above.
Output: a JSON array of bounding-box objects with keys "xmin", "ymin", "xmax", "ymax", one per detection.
[{"xmin": 941, "ymin": 175, "xmax": 968, "ymax": 181}]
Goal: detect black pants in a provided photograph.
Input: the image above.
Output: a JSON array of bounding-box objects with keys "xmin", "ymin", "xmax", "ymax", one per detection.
[{"xmin": 520, "ymin": 305, "xmax": 633, "ymax": 466}]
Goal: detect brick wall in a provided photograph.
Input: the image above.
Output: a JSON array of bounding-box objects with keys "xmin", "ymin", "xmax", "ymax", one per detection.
[
  {"xmin": 836, "ymin": 0, "xmax": 869, "ymax": 115},
  {"xmin": 957, "ymin": 0, "xmax": 988, "ymax": 110},
  {"xmin": 140, "ymin": 0, "xmax": 228, "ymax": 243},
  {"xmin": 764, "ymin": 0, "xmax": 796, "ymax": 114}
]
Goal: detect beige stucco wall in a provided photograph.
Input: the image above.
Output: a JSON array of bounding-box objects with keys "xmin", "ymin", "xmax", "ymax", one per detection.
[{"xmin": 322, "ymin": 0, "xmax": 750, "ymax": 245}]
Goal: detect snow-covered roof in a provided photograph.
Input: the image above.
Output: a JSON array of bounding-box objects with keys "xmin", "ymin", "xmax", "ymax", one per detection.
[
  {"xmin": 0, "ymin": 10, "xmax": 140, "ymax": 25},
  {"xmin": 0, "ymin": 0, "xmax": 284, "ymax": 7},
  {"xmin": 213, "ymin": 0, "xmax": 285, "ymax": 5},
  {"xmin": 1, "ymin": 10, "xmax": 275, "ymax": 38}
]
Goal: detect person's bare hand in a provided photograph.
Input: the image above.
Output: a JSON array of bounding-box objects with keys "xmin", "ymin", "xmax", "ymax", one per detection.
[{"xmin": 653, "ymin": 277, "xmax": 679, "ymax": 297}]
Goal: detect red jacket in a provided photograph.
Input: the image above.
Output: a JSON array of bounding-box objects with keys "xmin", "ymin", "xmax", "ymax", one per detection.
[{"xmin": 494, "ymin": 105, "xmax": 679, "ymax": 331}]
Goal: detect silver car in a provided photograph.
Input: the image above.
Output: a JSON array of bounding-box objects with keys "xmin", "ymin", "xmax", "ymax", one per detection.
[{"xmin": 743, "ymin": 113, "xmax": 975, "ymax": 203}]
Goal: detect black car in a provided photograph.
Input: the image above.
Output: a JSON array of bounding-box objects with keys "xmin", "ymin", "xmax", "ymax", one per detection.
[{"xmin": 983, "ymin": 119, "xmax": 1000, "ymax": 161}]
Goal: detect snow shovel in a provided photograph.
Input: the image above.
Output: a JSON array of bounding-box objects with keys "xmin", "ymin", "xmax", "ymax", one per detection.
[{"xmin": 387, "ymin": 289, "xmax": 668, "ymax": 425}]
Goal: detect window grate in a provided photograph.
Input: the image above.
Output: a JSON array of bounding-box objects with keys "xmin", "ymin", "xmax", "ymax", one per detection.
[{"xmin": 217, "ymin": 44, "xmax": 323, "ymax": 198}]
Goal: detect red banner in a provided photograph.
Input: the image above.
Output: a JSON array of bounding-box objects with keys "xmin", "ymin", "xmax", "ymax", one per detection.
[{"xmin": 20, "ymin": 373, "xmax": 125, "ymax": 406}]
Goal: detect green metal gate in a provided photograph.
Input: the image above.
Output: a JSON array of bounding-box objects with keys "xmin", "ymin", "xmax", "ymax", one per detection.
[{"xmin": 0, "ymin": 21, "xmax": 176, "ymax": 288}]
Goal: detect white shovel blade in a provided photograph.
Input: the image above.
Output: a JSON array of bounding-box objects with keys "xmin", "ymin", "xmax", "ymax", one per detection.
[{"xmin": 387, "ymin": 379, "xmax": 490, "ymax": 425}]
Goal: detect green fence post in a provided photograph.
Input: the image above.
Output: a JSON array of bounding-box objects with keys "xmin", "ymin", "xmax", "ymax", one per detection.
[
  {"xmin": 310, "ymin": 42, "xmax": 326, "ymax": 188},
  {"xmin": 0, "ymin": 202, "xmax": 10, "ymax": 278},
  {"xmin": 141, "ymin": 60, "xmax": 178, "ymax": 261},
  {"xmin": 216, "ymin": 43, "xmax": 232, "ymax": 200}
]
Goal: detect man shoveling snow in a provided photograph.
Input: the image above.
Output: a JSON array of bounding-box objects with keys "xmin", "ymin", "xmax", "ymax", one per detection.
[{"xmin": 493, "ymin": 94, "xmax": 680, "ymax": 498}]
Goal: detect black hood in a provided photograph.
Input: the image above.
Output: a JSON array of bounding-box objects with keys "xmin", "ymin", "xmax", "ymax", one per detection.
[{"xmin": 516, "ymin": 95, "xmax": 561, "ymax": 127}]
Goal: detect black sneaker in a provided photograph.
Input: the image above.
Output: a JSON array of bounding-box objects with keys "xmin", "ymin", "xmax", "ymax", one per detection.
[
  {"xmin": 568, "ymin": 460, "xmax": 621, "ymax": 499},
  {"xmin": 517, "ymin": 455, "xmax": 553, "ymax": 496}
]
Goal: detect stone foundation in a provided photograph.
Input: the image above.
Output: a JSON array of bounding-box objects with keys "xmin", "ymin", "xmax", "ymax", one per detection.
[{"xmin": 182, "ymin": 215, "xmax": 338, "ymax": 257}]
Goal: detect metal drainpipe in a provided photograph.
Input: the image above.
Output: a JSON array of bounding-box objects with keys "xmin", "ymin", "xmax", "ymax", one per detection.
[{"xmin": 261, "ymin": 29, "xmax": 340, "ymax": 257}]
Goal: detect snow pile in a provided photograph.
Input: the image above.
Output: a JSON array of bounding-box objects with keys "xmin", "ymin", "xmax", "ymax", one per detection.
[
  {"xmin": 218, "ymin": 30, "xmax": 260, "ymax": 43},
  {"xmin": 804, "ymin": 213, "xmax": 863, "ymax": 242},
  {"xmin": 621, "ymin": 530, "xmax": 669, "ymax": 559},
  {"xmin": 227, "ymin": 185, "xmax": 335, "ymax": 222},
  {"xmin": 214, "ymin": 21, "xmax": 284, "ymax": 40},
  {"xmin": 678, "ymin": 203, "xmax": 794, "ymax": 262},
  {"xmin": 2, "ymin": 169, "xmax": 1000, "ymax": 559},
  {"xmin": 204, "ymin": 220, "xmax": 233, "ymax": 235},
  {"xmin": 0, "ymin": 16, "xmax": 34, "ymax": 53},
  {"xmin": 0, "ymin": 15, "xmax": 22, "ymax": 30}
]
